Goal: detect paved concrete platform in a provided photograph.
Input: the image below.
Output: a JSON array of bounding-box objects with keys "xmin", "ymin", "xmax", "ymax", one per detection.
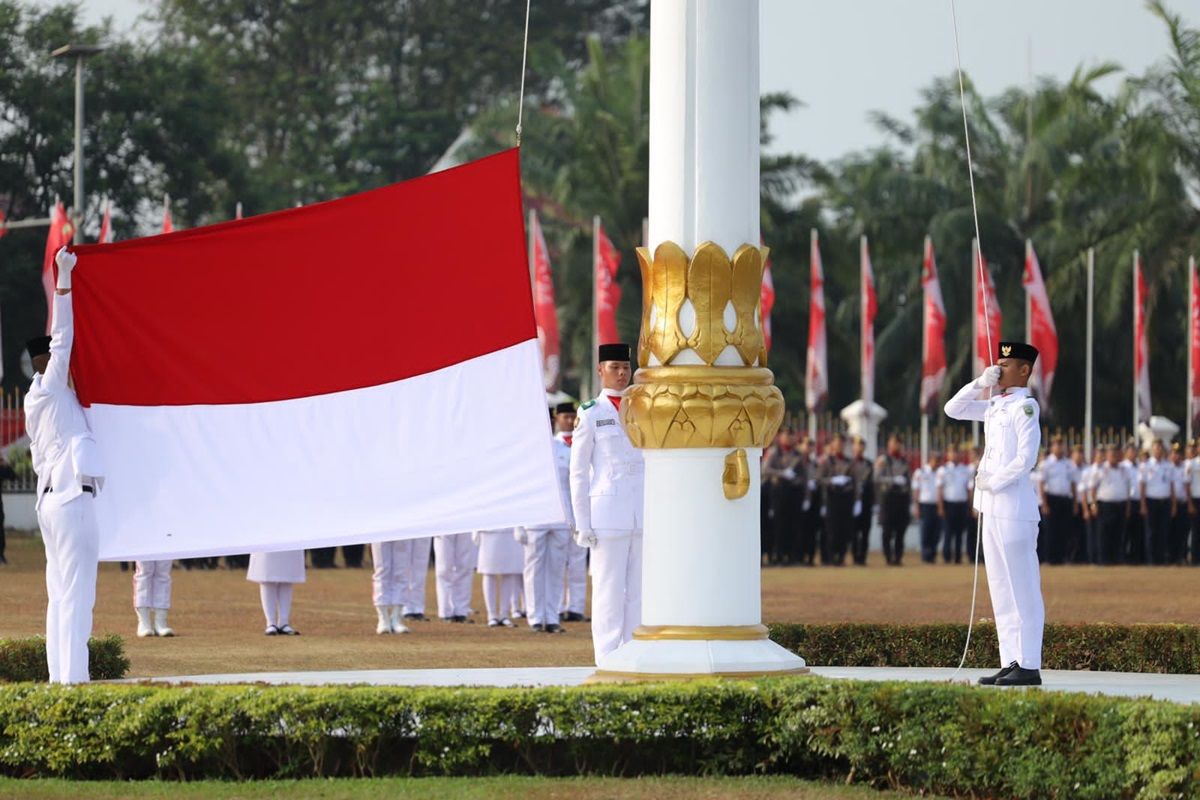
[{"xmin": 117, "ymin": 665, "xmax": 1200, "ymax": 704}]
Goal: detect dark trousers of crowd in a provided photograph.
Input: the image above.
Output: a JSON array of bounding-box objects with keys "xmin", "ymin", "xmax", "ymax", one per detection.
[
  {"xmin": 879, "ymin": 493, "xmax": 910, "ymax": 565},
  {"xmin": 763, "ymin": 484, "xmax": 818, "ymax": 566},
  {"xmin": 821, "ymin": 491, "xmax": 854, "ymax": 566},
  {"xmin": 1079, "ymin": 501, "xmax": 1199, "ymax": 566}
]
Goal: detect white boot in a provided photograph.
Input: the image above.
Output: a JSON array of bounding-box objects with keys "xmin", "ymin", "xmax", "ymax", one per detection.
[
  {"xmin": 388, "ymin": 605, "xmax": 410, "ymax": 634},
  {"xmin": 153, "ymin": 608, "xmax": 175, "ymax": 637},
  {"xmin": 135, "ymin": 607, "xmax": 154, "ymax": 638},
  {"xmin": 376, "ymin": 606, "xmax": 392, "ymax": 634}
]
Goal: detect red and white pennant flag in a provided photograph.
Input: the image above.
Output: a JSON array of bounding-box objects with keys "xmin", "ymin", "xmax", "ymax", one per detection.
[
  {"xmin": 805, "ymin": 229, "xmax": 828, "ymax": 414},
  {"xmin": 529, "ymin": 210, "xmax": 561, "ymax": 392},
  {"xmin": 1190, "ymin": 255, "xmax": 1199, "ymax": 433},
  {"xmin": 973, "ymin": 240, "xmax": 1002, "ymax": 378},
  {"xmin": 860, "ymin": 235, "xmax": 877, "ymax": 406},
  {"xmin": 1134, "ymin": 251, "xmax": 1152, "ymax": 425},
  {"xmin": 594, "ymin": 220, "xmax": 621, "ymax": 345},
  {"xmin": 70, "ymin": 150, "xmax": 563, "ymax": 561},
  {"xmin": 920, "ymin": 236, "xmax": 947, "ymax": 415},
  {"xmin": 1022, "ymin": 241, "xmax": 1059, "ymax": 405}
]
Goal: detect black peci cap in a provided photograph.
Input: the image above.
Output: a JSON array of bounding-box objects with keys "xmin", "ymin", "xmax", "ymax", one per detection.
[
  {"xmin": 554, "ymin": 402, "xmax": 576, "ymax": 415},
  {"xmin": 598, "ymin": 343, "xmax": 632, "ymax": 363},
  {"xmin": 26, "ymin": 336, "xmax": 51, "ymax": 359},
  {"xmin": 998, "ymin": 341, "xmax": 1038, "ymax": 363}
]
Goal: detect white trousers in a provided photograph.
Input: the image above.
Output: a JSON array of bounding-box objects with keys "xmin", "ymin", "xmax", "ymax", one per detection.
[
  {"xmin": 40, "ymin": 495, "xmax": 99, "ymax": 684},
  {"xmin": 259, "ymin": 582, "xmax": 294, "ymax": 627},
  {"xmin": 982, "ymin": 515, "xmax": 1045, "ymax": 669},
  {"xmin": 561, "ymin": 538, "xmax": 588, "ymax": 615},
  {"xmin": 434, "ymin": 533, "xmax": 477, "ymax": 619},
  {"xmin": 133, "ymin": 560, "xmax": 173, "ymax": 608},
  {"xmin": 589, "ymin": 533, "xmax": 643, "ymax": 663},
  {"xmin": 370, "ymin": 540, "xmax": 411, "ymax": 607},
  {"xmin": 404, "ymin": 537, "xmax": 432, "ymax": 615},
  {"xmin": 523, "ymin": 529, "xmax": 568, "ymax": 626},
  {"xmin": 482, "ymin": 573, "xmax": 522, "ymax": 621}
]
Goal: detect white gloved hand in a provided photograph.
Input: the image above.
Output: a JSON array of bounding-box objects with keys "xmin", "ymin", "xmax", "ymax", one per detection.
[
  {"xmin": 976, "ymin": 365, "xmax": 1001, "ymax": 389},
  {"xmin": 853, "ymin": 500, "xmax": 862, "ymax": 517},
  {"xmin": 802, "ymin": 498, "xmax": 812, "ymax": 512},
  {"xmin": 574, "ymin": 529, "xmax": 598, "ymax": 548},
  {"xmin": 974, "ymin": 471, "xmax": 991, "ymax": 492},
  {"xmin": 513, "ymin": 527, "xmax": 529, "ymax": 545},
  {"xmin": 782, "ymin": 468, "xmax": 797, "ymax": 480},
  {"xmin": 55, "ymin": 246, "xmax": 77, "ymax": 290}
]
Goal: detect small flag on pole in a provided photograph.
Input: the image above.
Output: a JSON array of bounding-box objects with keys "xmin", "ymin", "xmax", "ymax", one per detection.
[
  {"xmin": 760, "ymin": 242, "xmax": 776, "ymax": 357},
  {"xmin": 860, "ymin": 235, "xmax": 877, "ymax": 407},
  {"xmin": 805, "ymin": 229, "xmax": 828, "ymax": 415},
  {"xmin": 594, "ymin": 221, "xmax": 621, "ymax": 346},
  {"xmin": 973, "ymin": 241, "xmax": 1002, "ymax": 378},
  {"xmin": 1022, "ymin": 241, "xmax": 1059, "ymax": 405},
  {"xmin": 1134, "ymin": 252, "xmax": 1152, "ymax": 426},
  {"xmin": 920, "ymin": 236, "xmax": 947, "ymax": 415},
  {"xmin": 98, "ymin": 199, "xmax": 112, "ymax": 244},
  {"xmin": 161, "ymin": 194, "xmax": 174, "ymax": 234},
  {"xmin": 529, "ymin": 210, "xmax": 561, "ymax": 392},
  {"xmin": 41, "ymin": 201, "xmax": 74, "ymax": 333}
]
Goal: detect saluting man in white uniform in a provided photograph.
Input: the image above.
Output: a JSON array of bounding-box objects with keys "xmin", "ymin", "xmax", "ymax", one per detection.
[
  {"xmin": 26, "ymin": 247, "xmax": 106, "ymax": 684},
  {"xmin": 569, "ymin": 343, "xmax": 644, "ymax": 663},
  {"xmin": 945, "ymin": 341, "xmax": 1045, "ymax": 687}
]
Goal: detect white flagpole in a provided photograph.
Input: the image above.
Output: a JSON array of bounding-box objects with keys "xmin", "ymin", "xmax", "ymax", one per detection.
[
  {"xmin": 592, "ymin": 215, "xmax": 600, "ymax": 400},
  {"xmin": 971, "ymin": 238, "xmax": 980, "ymax": 446},
  {"xmin": 1133, "ymin": 249, "xmax": 1139, "ymax": 437},
  {"xmin": 1085, "ymin": 248, "xmax": 1094, "ymax": 460},
  {"xmin": 1189, "ymin": 255, "xmax": 1195, "ymax": 444}
]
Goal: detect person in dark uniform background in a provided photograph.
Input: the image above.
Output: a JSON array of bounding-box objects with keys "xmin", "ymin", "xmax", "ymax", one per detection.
[
  {"xmin": 817, "ymin": 432, "xmax": 858, "ymax": 566},
  {"xmin": 874, "ymin": 434, "xmax": 912, "ymax": 566},
  {"xmin": 762, "ymin": 428, "xmax": 805, "ymax": 565},
  {"xmin": 0, "ymin": 453, "xmax": 17, "ymax": 565},
  {"xmin": 796, "ymin": 434, "xmax": 820, "ymax": 566},
  {"xmin": 848, "ymin": 435, "xmax": 874, "ymax": 566}
]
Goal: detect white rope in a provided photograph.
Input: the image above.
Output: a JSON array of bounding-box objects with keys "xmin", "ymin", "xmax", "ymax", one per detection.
[
  {"xmin": 515, "ymin": 0, "xmax": 532, "ymax": 146},
  {"xmin": 948, "ymin": 0, "xmax": 994, "ymax": 683}
]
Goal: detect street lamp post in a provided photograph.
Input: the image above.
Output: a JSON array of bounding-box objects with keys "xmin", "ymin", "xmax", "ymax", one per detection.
[{"xmin": 51, "ymin": 43, "xmax": 105, "ymax": 245}]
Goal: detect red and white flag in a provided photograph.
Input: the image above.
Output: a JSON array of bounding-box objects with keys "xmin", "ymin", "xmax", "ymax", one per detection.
[
  {"xmin": 860, "ymin": 236, "xmax": 877, "ymax": 406},
  {"xmin": 98, "ymin": 199, "xmax": 112, "ymax": 244},
  {"xmin": 594, "ymin": 220, "xmax": 621, "ymax": 346},
  {"xmin": 529, "ymin": 210, "xmax": 561, "ymax": 391},
  {"xmin": 161, "ymin": 195, "xmax": 173, "ymax": 234},
  {"xmin": 805, "ymin": 229, "xmax": 828, "ymax": 414},
  {"xmin": 1022, "ymin": 241, "xmax": 1059, "ymax": 405},
  {"xmin": 920, "ymin": 236, "xmax": 947, "ymax": 415},
  {"xmin": 70, "ymin": 150, "xmax": 563, "ymax": 561},
  {"xmin": 41, "ymin": 201, "xmax": 73, "ymax": 333},
  {"xmin": 760, "ymin": 246, "xmax": 776, "ymax": 356},
  {"xmin": 1134, "ymin": 251, "xmax": 1152, "ymax": 425},
  {"xmin": 973, "ymin": 241, "xmax": 1002, "ymax": 377},
  {"xmin": 1190, "ymin": 256, "xmax": 1199, "ymax": 433}
]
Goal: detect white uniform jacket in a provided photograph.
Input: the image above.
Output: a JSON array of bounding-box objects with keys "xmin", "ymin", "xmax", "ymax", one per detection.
[
  {"xmin": 569, "ymin": 390, "xmax": 644, "ymax": 535},
  {"xmin": 25, "ymin": 292, "xmax": 104, "ymax": 511},
  {"xmin": 528, "ymin": 433, "xmax": 574, "ymax": 532},
  {"xmin": 945, "ymin": 382, "xmax": 1041, "ymax": 522}
]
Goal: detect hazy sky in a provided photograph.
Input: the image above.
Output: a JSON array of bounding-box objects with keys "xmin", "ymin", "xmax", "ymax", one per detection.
[{"xmin": 58, "ymin": 0, "xmax": 1200, "ymax": 163}]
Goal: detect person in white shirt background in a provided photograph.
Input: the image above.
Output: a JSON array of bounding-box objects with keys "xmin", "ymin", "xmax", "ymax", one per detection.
[
  {"xmin": 1038, "ymin": 435, "xmax": 1079, "ymax": 565},
  {"xmin": 1169, "ymin": 443, "xmax": 1189, "ymax": 564},
  {"xmin": 912, "ymin": 452, "xmax": 941, "ymax": 564},
  {"xmin": 936, "ymin": 444, "xmax": 972, "ymax": 564},
  {"xmin": 1140, "ymin": 439, "xmax": 1176, "ymax": 565}
]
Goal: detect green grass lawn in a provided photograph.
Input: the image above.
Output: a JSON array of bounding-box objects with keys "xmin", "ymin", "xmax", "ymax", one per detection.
[{"xmin": 0, "ymin": 776, "xmax": 940, "ymax": 800}]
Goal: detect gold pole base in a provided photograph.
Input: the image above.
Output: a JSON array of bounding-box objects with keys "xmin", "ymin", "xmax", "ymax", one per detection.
[
  {"xmin": 584, "ymin": 666, "xmax": 810, "ymax": 685},
  {"xmin": 632, "ymin": 624, "xmax": 769, "ymax": 641}
]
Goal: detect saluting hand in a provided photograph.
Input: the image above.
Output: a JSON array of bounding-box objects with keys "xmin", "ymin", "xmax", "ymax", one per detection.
[
  {"xmin": 54, "ymin": 246, "xmax": 77, "ymax": 292},
  {"xmin": 975, "ymin": 365, "xmax": 1001, "ymax": 389}
]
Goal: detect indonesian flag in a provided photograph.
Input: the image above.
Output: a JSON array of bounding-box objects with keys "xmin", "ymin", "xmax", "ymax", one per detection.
[
  {"xmin": 1134, "ymin": 251, "xmax": 1152, "ymax": 425},
  {"xmin": 1022, "ymin": 241, "xmax": 1059, "ymax": 405},
  {"xmin": 805, "ymin": 229, "xmax": 828, "ymax": 413},
  {"xmin": 760, "ymin": 245, "xmax": 776, "ymax": 355},
  {"xmin": 860, "ymin": 236, "xmax": 877, "ymax": 406},
  {"xmin": 42, "ymin": 201, "xmax": 74, "ymax": 334},
  {"xmin": 161, "ymin": 196, "xmax": 173, "ymax": 234},
  {"xmin": 920, "ymin": 236, "xmax": 947, "ymax": 415},
  {"xmin": 1190, "ymin": 256, "xmax": 1200, "ymax": 433},
  {"xmin": 595, "ymin": 220, "xmax": 621, "ymax": 346},
  {"xmin": 69, "ymin": 149, "xmax": 563, "ymax": 561},
  {"xmin": 529, "ymin": 210, "xmax": 561, "ymax": 391},
  {"xmin": 98, "ymin": 200, "xmax": 112, "ymax": 244},
  {"xmin": 973, "ymin": 241, "xmax": 1002, "ymax": 377}
]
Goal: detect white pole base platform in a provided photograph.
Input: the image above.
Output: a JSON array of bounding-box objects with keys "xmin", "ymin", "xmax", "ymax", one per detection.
[{"xmin": 591, "ymin": 636, "xmax": 807, "ymax": 683}]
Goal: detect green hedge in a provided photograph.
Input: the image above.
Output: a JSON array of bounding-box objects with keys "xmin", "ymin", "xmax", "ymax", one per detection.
[
  {"xmin": 0, "ymin": 636, "xmax": 129, "ymax": 683},
  {"xmin": 0, "ymin": 679, "xmax": 1198, "ymax": 798},
  {"xmin": 768, "ymin": 622, "xmax": 1200, "ymax": 673}
]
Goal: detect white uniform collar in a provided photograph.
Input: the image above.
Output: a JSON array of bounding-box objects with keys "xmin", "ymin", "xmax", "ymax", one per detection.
[
  {"xmin": 600, "ymin": 387, "xmax": 625, "ymax": 399},
  {"xmin": 996, "ymin": 386, "xmax": 1030, "ymax": 400}
]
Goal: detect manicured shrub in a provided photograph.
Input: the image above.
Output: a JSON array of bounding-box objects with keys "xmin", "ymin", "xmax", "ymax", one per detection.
[
  {"xmin": 0, "ymin": 635, "xmax": 129, "ymax": 683},
  {"xmin": 767, "ymin": 622, "xmax": 1200, "ymax": 673}
]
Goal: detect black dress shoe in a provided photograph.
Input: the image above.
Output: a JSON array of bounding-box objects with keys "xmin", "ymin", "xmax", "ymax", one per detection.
[
  {"xmin": 403, "ymin": 613, "xmax": 428, "ymax": 622},
  {"xmin": 544, "ymin": 623, "xmax": 564, "ymax": 633},
  {"xmin": 978, "ymin": 661, "xmax": 1019, "ymax": 686},
  {"xmin": 531, "ymin": 623, "xmax": 545, "ymax": 632},
  {"xmin": 995, "ymin": 666, "xmax": 1042, "ymax": 687},
  {"xmin": 561, "ymin": 612, "xmax": 586, "ymax": 623}
]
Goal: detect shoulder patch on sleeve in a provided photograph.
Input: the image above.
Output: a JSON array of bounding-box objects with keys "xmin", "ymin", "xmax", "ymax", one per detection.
[
  {"xmin": 1023, "ymin": 403, "xmax": 1035, "ymax": 417},
  {"xmin": 580, "ymin": 399, "xmax": 596, "ymax": 410},
  {"xmin": 573, "ymin": 414, "xmax": 582, "ymax": 430}
]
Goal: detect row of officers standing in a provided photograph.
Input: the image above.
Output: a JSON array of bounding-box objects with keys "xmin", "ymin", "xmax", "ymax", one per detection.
[{"xmin": 762, "ymin": 429, "xmax": 1200, "ymax": 568}]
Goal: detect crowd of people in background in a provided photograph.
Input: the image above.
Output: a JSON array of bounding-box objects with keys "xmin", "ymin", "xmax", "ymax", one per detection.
[{"xmin": 761, "ymin": 430, "xmax": 1200, "ymax": 568}]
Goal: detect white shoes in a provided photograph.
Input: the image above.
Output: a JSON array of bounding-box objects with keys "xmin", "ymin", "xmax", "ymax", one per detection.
[
  {"xmin": 153, "ymin": 608, "xmax": 175, "ymax": 637},
  {"xmin": 135, "ymin": 607, "xmax": 154, "ymax": 638},
  {"xmin": 376, "ymin": 605, "xmax": 410, "ymax": 634}
]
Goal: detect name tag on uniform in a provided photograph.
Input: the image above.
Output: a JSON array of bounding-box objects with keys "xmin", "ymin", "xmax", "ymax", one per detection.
[{"xmin": 596, "ymin": 419, "xmax": 617, "ymax": 428}]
